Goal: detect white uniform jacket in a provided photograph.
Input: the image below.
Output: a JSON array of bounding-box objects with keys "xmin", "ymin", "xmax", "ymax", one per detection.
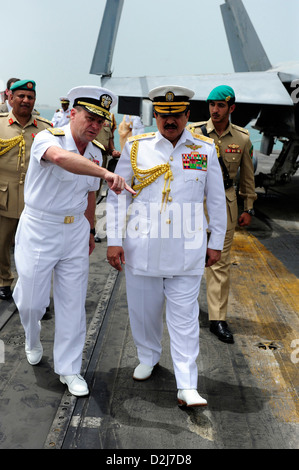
[
  {"xmin": 107, "ymin": 128, "xmax": 227, "ymax": 277},
  {"xmin": 51, "ymin": 108, "xmax": 71, "ymax": 128},
  {"xmin": 23, "ymin": 123, "xmax": 100, "ymax": 215}
]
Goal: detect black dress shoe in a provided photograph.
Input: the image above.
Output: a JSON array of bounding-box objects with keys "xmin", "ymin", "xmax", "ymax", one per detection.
[
  {"xmin": 94, "ymin": 235, "xmax": 101, "ymax": 243},
  {"xmin": 210, "ymin": 321, "xmax": 234, "ymax": 343},
  {"xmin": 0, "ymin": 286, "xmax": 12, "ymax": 301}
]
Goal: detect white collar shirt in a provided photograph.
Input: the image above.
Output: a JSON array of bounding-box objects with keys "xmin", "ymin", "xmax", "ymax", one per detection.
[{"xmin": 24, "ymin": 123, "xmax": 100, "ymax": 215}]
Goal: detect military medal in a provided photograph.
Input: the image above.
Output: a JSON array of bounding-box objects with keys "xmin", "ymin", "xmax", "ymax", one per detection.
[{"xmin": 225, "ymin": 143, "xmax": 241, "ymax": 153}]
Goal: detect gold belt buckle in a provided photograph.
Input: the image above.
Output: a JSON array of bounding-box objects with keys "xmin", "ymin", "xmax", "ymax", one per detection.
[{"xmin": 64, "ymin": 216, "xmax": 74, "ymax": 224}]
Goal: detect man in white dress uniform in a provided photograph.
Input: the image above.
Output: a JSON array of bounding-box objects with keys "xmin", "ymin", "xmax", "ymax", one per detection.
[
  {"xmin": 106, "ymin": 85, "xmax": 227, "ymax": 407},
  {"xmin": 51, "ymin": 97, "xmax": 71, "ymax": 127},
  {"xmin": 13, "ymin": 86, "xmax": 135, "ymax": 396}
]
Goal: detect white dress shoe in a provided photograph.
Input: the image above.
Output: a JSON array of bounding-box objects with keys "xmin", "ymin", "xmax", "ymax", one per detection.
[
  {"xmin": 25, "ymin": 321, "xmax": 43, "ymax": 365},
  {"xmin": 133, "ymin": 363, "xmax": 157, "ymax": 381},
  {"xmin": 25, "ymin": 340, "xmax": 43, "ymax": 365},
  {"xmin": 177, "ymin": 389, "xmax": 207, "ymax": 407},
  {"xmin": 60, "ymin": 374, "xmax": 89, "ymax": 396}
]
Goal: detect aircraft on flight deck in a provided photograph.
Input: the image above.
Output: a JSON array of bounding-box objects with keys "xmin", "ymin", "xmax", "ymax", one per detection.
[{"xmin": 90, "ymin": 0, "xmax": 299, "ymax": 189}]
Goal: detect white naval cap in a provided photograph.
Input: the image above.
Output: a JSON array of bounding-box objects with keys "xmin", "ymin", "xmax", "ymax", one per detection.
[
  {"xmin": 67, "ymin": 86, "xmax": 117, "ymax": 121},
  {"xmin": 148, "ymin": 85, "xmax": 194, "ymax": 114},
  {"xmin": 60, "ymin": 96, "xmax": 69, "ymax": 103}
]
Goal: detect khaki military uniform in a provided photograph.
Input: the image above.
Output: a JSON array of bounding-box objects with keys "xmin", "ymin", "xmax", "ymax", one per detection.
[
  {"xmin": 0, "ymin": 111, "xmax": 50, "ymax": 287},
  {"xmin": 188, "ymin": 118, "xmax": 257, "ymax": 321},
  {"xmin": 95, "ymin": 119, "xmax": 114, "ymax": 168}
]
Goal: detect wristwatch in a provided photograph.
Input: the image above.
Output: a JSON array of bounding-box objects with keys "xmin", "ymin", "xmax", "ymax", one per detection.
[
  {"xmin": 244, "ymin": 209, "xmax": 255, "ymax": 216},
  {"xmin": 90, "ymin": 228, "xmax": 96, "ymax": 235}
]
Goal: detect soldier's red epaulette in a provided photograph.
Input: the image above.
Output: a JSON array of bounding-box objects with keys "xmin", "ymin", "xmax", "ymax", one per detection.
[
  {"xmin": 46, "ymin": 127, "xmax": 65, "ymax": 136},
  {"xmin": 128, "ymin": 132, "xmax": 156, "ymax": 142},
  {"xmin": 191, "ymin": 132, "xmax": 214, "ymax": 145},
  {"xmin": 92, "ymin": 139, "xmax": 105, "ymax": 151}
]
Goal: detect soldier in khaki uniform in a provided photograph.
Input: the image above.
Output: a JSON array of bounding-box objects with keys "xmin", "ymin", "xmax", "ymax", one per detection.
[
  {"xmin": 94, "ymin": 114, "xmax": 121, "ymax": 242},
  {"xmin": 96, "ymin": 113, "xmax": 120, "ymax": 171},
  {"xmin": 0, "ymin": 80, "xmax": 51, "ymax": 300},
  {"xmin": 188, "ymin": 85, "xmax": 257, "ymax": 343}
]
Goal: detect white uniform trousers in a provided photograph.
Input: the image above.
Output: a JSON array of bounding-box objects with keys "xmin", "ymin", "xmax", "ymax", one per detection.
[
  {"xmin": 125, "ymin": 266, "xmax": 202, "ymax": 389},
  {"xmin": 13, "ymin": 209, "xmax": 90, "ymax": 375}
]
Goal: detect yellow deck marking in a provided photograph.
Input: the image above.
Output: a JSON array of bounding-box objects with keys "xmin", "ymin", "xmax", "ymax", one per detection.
[{"xmin": 228, "ymin": 228, "xmax": 299, "ymax": 423}]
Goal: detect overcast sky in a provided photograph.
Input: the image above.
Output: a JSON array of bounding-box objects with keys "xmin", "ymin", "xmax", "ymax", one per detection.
[{"xmin": 1, "ymin": 0, "xmax": 298, "ymax": 107}]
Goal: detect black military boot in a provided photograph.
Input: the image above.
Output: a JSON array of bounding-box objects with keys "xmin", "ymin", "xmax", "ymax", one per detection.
[
  {"xmin": 210, "ymin": 321, "xmax": 234, "ymax": 343},
  {"xmin": 0, "ymin": 286, "xmax": 12, "ymax": 301}
]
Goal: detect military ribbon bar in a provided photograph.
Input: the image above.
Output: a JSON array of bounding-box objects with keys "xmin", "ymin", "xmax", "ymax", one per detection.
[{"xmin": 182, "ymin": 153, "xmax": 207, "ymax": 171}]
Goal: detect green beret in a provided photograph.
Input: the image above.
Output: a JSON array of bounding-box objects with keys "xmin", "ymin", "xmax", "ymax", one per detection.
[
  {"xmin": 10, "ymin": 80, "xmax": 36, "ymax": 92},
  {"xmin": 207, "ymin": 85, "xmax": 235, "ymax": 102}
]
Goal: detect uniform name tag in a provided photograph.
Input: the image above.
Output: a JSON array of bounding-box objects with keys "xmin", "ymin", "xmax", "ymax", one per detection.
[{"xmin": 182, "ymin": 153, "xmax": 207, "ymax": 171}]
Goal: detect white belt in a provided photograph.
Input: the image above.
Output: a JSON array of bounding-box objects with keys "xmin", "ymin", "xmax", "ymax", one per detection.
[{"xmin": 24, "ymin": 206, "xmax": 85, "ymax": 224}]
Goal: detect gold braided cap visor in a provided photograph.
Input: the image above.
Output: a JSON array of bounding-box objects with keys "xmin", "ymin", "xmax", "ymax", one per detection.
[
  {"xmin": 76, "ymin": 100, "xmax": 111, "ymax": 121},
  {"xmin": 153, "ymin": 101, "xmax": 190, "ymax": 114}
]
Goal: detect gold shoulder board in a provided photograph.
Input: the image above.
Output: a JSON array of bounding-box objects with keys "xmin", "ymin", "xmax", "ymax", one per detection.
[
  {"xmin": 128, "ymin": 132, "xmax": 156, "ymax": 142},
  {"xmin": 47, "ymin": 127, "xmax": 65, "ymax": 136},
  {"xmin": 92, "ymin": 139, "xmax": 105, "ymax": 151},
  {"xmin": 231, "ymin": 123, "xmax": 249, "ymax": 135},
  {"xmin": 36, "ymin": 116, "xmax": 51, "ymax": 124},
  {"xmin": 192, "ymin": 132, "xmax": 214, "ymax": 145},
  {"xmin": 187, "ymin": 121, "xmax": 206, "ymax": 131}
]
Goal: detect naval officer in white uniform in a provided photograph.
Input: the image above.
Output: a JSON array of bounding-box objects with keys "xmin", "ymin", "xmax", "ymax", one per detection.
[
  {"xmin": 13, "ymin": 86, "xmax": 135, "ymax": 396},
  {"xmin": 106, "ymin": 85, "xmax": 227, "ymax": 407},
  {"xmin": 51, "ymin": 97, "xmax": 71, "ymax": 127}
]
